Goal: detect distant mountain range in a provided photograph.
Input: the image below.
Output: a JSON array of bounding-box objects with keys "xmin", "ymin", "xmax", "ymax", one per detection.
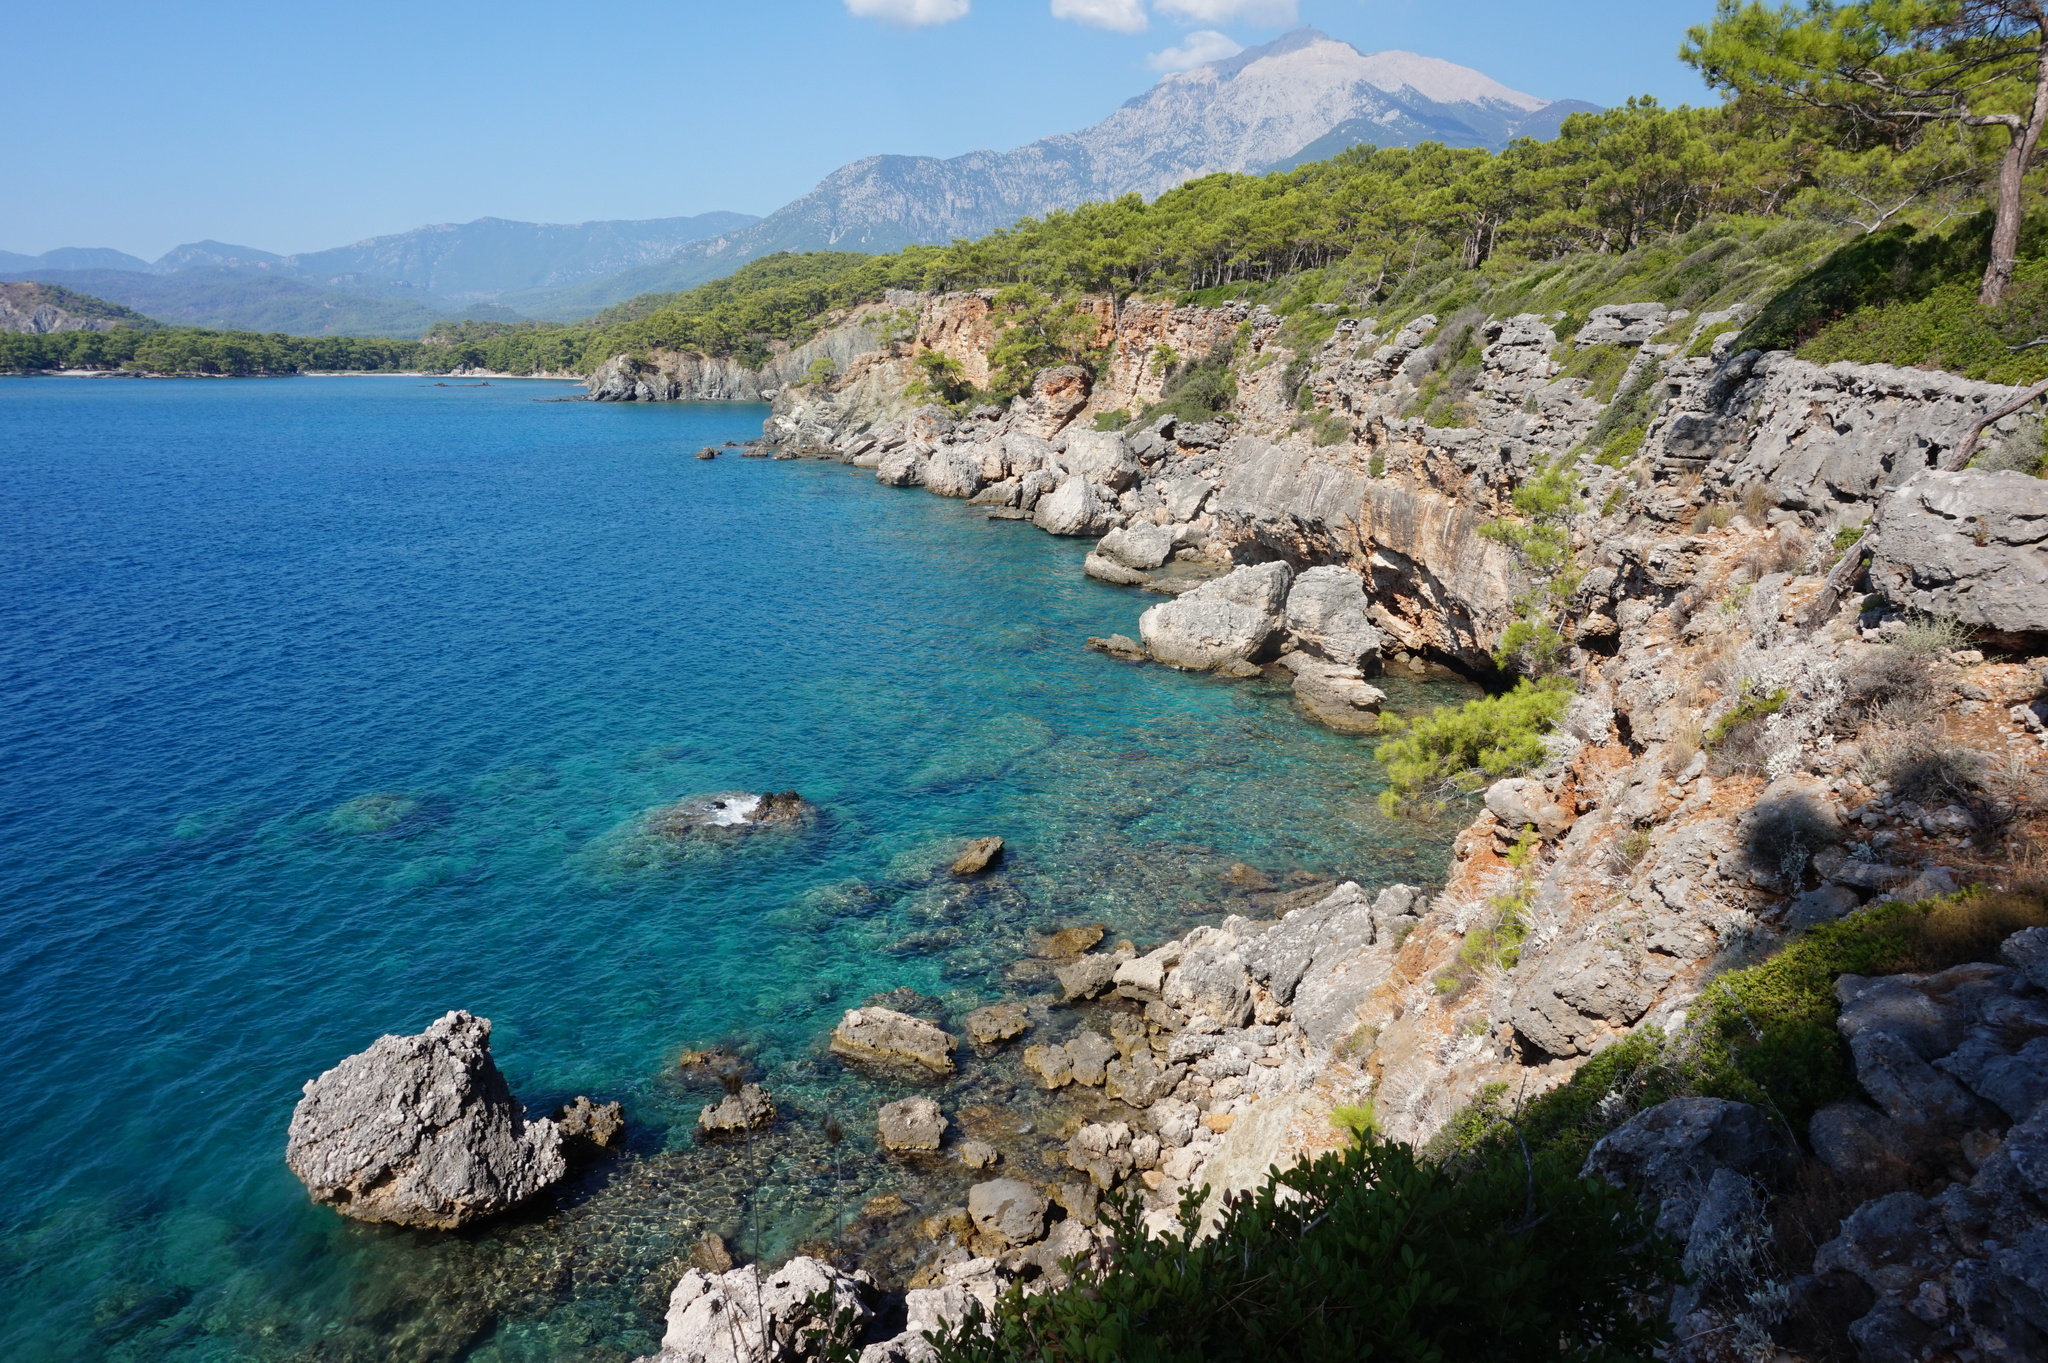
[
  {"xmin": 0, "ymin": 213, "xmax": 757, "ymax": 338},
  {"xmin": 7, "ymin": 30, "xmax": 1595, "ymax": 334},
  {"xmin": 536, "ymin": 30, "xmax": 1597, "ymax": 316}
]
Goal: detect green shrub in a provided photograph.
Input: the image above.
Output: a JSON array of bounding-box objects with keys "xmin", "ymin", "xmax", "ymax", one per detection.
[
  {"xmin": 1375, "ymin": 678, "xmax": 1572, "ymax": 815},
  {"xmin": 922, "ymin": 1136, "xmax": 1680, "ymax": 1363},
  {"xmin": 1555, "ymin": 343, "xmax": 1634, "ymax": 402},
  {"xmin": 1684, "ymin": 319, "xmax": 1739, "ymax": 357},
  {"xmin": 1461, "ymin": 889, "xmax": 2048, "ymax": 1166},
  {"xmin": 1891, "ymin": 612, "xmax": 1973, "ymax": 657},
  {"xmin": 1093, "ymin": 409, "xmax": 1132, "ymax": 431}
]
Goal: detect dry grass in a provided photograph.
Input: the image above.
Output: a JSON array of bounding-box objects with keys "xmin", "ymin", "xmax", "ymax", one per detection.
[
  {"xmin": 1901, "ymin": 888, "xmax": 2048, "ymax": 972},
  {"xmin": 1835, "ymin": 647, "xmax": 1935, "ymax": 727}
]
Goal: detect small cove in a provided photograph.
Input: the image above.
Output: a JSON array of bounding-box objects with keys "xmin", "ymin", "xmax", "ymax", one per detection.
[{"xmin": 0, "ymin": 376, "xmax": 1476, "ymax": 1361}]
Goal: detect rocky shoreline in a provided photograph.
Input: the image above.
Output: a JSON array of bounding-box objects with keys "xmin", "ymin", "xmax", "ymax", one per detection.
[{"xmin": 284, "ymin": 284, "xmax": 2048, "ymax": 1358}]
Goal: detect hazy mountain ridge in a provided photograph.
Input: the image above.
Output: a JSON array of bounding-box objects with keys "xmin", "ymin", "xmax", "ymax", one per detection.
[
  {"xmin": 0, "ymin": 213, "xmax": 758, "ymax": 336},
  {"xmin": 542, "ymin": 29, "xmax": 1598, "ymax": 315}
]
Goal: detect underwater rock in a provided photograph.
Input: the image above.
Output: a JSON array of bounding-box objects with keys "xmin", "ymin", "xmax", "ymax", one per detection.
[
  {"xmin": 698, "ymin": 1084, "xmax": 776, "ymax": 1135},
  {"xmin": 963, "ymin": 1002, "xmax": 1030, "ymax": 1047},
  {"xmin": 553, "ymin": 1096, "xmax": 625, "ymax": 1154},
  {"xmin": 285, "ymin": 1009, "xmax": 566, "ymax": 1230},
  {"xmin": 831, "ymin": 1007, "xmax": 958, "ymax": 1075},
  {"xmin": 324, "ymin": 791, "xmax": 422, "ymax": 835},
  {"xmin": 687, "ymin": 1232, "xmax": 734, "ymax": 1274},
  {"xmin": 951, "ymin": 836, "xmax": 1005, "ymax": 875},
  {"xmin": 1085, "ymin": 633, "xmax": 1147, "ymax": 660},
  {"xmin": 958, "ymin": 1140, "xmax": 998, "ymax": 1169},
  {"xmin": 877, "ymin": 1097, "xmax": 947, "ymax": 1152},
  {"xmin": 1033, "ymin": 924, "xmax": 1105, "ymax": 959}
]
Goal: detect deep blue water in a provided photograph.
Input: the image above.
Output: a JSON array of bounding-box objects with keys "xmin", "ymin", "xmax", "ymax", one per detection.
[{"xmin": 0, "ymin": 376, "xmax": 1468, "ymax": 1361}]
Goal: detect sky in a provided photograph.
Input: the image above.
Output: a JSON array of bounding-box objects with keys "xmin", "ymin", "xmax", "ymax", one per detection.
[{"xmin": 0, "ymin": 1, "xmax": 1721, "ymax": 261}]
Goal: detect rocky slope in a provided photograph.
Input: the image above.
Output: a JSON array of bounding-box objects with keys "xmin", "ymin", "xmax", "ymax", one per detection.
[
  {"xmin": 590, "ymin": 279, "xmax": 2048, "ymax": 1358},
  {"xmin": 578, "ymin": 30, "xmax": 1594, "ymax": 302},
  {"xmin": 0, "ymin": 280, "xmax": 151, "ymax": 334}
]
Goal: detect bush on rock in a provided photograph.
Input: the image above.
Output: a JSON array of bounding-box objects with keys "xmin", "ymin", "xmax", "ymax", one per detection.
[{"xmin": 916, "ymin": 1135, "xmax": 1679, "ymax": 1363}]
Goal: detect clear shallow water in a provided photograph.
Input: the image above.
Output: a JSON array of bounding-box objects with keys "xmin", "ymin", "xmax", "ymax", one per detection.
[{"xmin": 0, "ymin": 376, "xmax": 1472, "ymax": 1361}]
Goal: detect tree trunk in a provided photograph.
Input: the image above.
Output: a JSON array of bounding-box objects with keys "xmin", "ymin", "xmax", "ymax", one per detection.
[{"xmin": 1980, "ymin": 34, "xmax": 2048, "ymax": 306}]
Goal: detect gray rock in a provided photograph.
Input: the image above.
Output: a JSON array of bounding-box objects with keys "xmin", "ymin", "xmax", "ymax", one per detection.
[
  {"xmin": 967, "ymin": 1178, "xmax": 1048, "ymax": 1247},
  {"xmin": 1104, "ymin": 1050, "xmax": 1185, "ymax": 1107},
  {"xmin": 1787, "ymin": 883, "xmax": 1861, "ymax": 933},
  {"xmin": 2003, "ymin": 927, "xmax": 2048, "ymax": 992},
  {"xmin": 1483, "ymin": 776, "xmax": 1572, "ymax": 840},
  {"xmin": 1289, "ymin": 888, "xmax": 1397, "ymax": 1051},
  {"xmin": 876, "ymin": 445, "xmax": 929, "ymax": 488},
  {"xmin": 285, "ymin": 1010, "xmax": 566, "ymax": 1229},
  {"xmin": 877, "ymin": 1097, "xmax": 947, "ymax": 1151},
  {"xmin": 963, "ymin": 1002, "xmax": 1030, "ymax": 1048},
  {"xmin": 1065, "ymin": 1031, "xmax": 1118, "ymax": 1087},
  {"xmin": 1240, "ymin": 881, "xmax": 1373, "ymax": 1005},
  {"xmin": 1844, "ymin": 1027, "xmax": 1988, "ymax": 1150},
  {"xmin": 1055, "ymin": 951, "xmax": 1125, "ymax": 1001},
  {"xmin": 1097, "ymin": 522, "xmax": 1176, "ymax": 570},
  {"xmin": 1574, "ymin": 302, "xmax": 1678, "ymax": 348},
  {"xmin": 1032, "ymin": 477, "xmax": 1111, "ymax": 537},
  {"xmin": 699, "ymin": 1084, "xmax": 776, "ymax": 1135},
  {"xmin": 1066, "ymin": 1121, "xmax": 1134, "ymax": 1189},
  {"xmin": 1282, "ymin": 566, "xmax": 1383, "ymax": 667},
  {"xmin": 1059, "ymin": 430, "xmax": 1138, "ymax": 490},
  {"xmin": 957, "ymin": 1139, "xmax": 998, "ymax": 1169},
  {"xmin": 1280, "ymin": 653, "xmax": 1385, "ymax": 733},
  {"xmin": 1868, "ymin": 469, "xmax": 2048, "ymax": 636},
  {"xmin": 1021, "ymin": 1042, "xmax": 1074, "ymax": 1089},
  {"xmin": 652, "ymin": 1256, "xmax": 874, "ymax": 1363},
  {"xmin": 1809, "ymin": 1102, "xmax": 1912, "ymax": 1181},
  {"xmin": 1163, "ymin": 936, "xmax": 1253, "ymax": 1027},
  {"xmin": 1161, "ymin": 476, "xmax": 1214, "ymax": 521},
  {"xmin": 923, "ymin": 446, "xmax": 985, "ymax": 498},
  {"xmin": 1833, "ymin": 860, "xmax": 1913, "ymax": 891},
  {"xmin": 830, "ymin": 1007, "xmax": 957, "ymax": 1075},
  {"xmin": 1582, "ymin": 1097, "xmax": 1781, "ymax": 1238},
  {"xmin": 1942, "ymin": 1034, "xmax": 2048, "ymax": 1123},
  {"xmin": 1083, "ymin": 551, "xmax": 1151, "ymax": 585},
  {"xmin": 1509, "ymin": 936, "xmax": 1658, "ymax": 1058},
  {"xmin": 1137, "ymin": 562, "xmax": 1292, "ymax": 671}
]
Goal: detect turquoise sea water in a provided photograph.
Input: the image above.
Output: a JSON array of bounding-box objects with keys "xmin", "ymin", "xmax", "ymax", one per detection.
[{"xmin": 0, "ymin": 376, "xmax": 1470, "ymax": 1361}]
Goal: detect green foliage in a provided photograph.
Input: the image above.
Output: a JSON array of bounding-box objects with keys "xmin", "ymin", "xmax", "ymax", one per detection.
[
  {"xmin": 1375, "ymin": 678, "xmax": 1572, "ymax": 816},
  {"xmin": 1093, "ymin": 409, "xmax": 1132, "ymax": 430},
  {"xmin": 1555, "ymin": 343, "xmax": 1635, "ymax": 402},
  {"xmin": 1454, "ymin": 889, "xmax": 2048, "ymax": 1167},
  {"xmin": 905, "ymin": 350, "xmax": 976, "ymax": 407},
  {"xmin": 1330, "ymin": 1102, "xmax": 1380, "ymax": 1140},
  {"xmin": 1705, "ymin": 682, "xmax": 1788, "ymax": 748},
  {"xmin": 804, "ymin": 356, "xmax": 837, "ymax": 385},
  {"xmin": 923, "ymin": 1136, "xmax": 1678, "ymax": 1363},
  {"xmin": 1142, "ymin": 339, "xmax": 1238, "ymax": 424}
]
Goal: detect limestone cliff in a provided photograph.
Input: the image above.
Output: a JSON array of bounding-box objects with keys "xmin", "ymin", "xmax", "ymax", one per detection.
[{"xmin": 0, "ymin": 280, "xmax": 151, "ymax": 334}]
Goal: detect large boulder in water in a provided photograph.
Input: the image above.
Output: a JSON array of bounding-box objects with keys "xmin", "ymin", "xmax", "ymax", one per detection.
[
  {"xmin": 1138, "ymin": 561, "xmax": 1292, "ymax": 671},
  {"xmin": 285, "ymin": 1010, "xmax": 566, "ymax": 1229},
  {"xmin": 1283, "ymin": 566, "xmax": 1383, "ymax": 668}
]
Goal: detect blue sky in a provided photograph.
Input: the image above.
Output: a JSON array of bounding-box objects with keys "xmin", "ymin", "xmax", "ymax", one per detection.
[{"xmin": 2, "ymin": 1, "xmax": 1720, "ymax": 260}]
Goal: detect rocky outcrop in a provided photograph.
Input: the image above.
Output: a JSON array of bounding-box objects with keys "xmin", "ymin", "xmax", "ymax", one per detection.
[
  {"xmin": 1138, "ymin": 561, "xmax": 1291, "ymax": 671},
  {"xmin": 641, "ymin": 1257, "xmax": 875, "ymax": 1363},
  {"xmin": 699, "ymin": 1084, "xmax": 776, "ymax": 1135},
  {"xmin": 1868, "ymin": 469, "xmax": 2048, "ymax": 638},
  {"xmin": 950, "ymin": 836, "xmax": 1004, "ymax": 875},
  {"xmin": 284, "ymin": 1010, "xmax": 566, "ymax": 1229},
  {"xmin": 877, "ymin": 1097, "xmax": 947, "ymax": 1152},
  {"xmin": 830, "ymin": 1007, "xmax": 958, "ymax": 1075}
]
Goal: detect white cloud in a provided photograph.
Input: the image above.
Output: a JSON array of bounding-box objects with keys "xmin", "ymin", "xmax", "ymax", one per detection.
[
  {"xmin": 1051, "ymin": 0, "xmax": 1148, "ymax": 33},
  {"xmin": 1155, "ymin": 0, "xmax": 1296, "ymax": 25},
  {"xmin": 1147, "ymin": 28, "xmax": 1242, "ymax": 71},
  {"xmin": 844, "ymin": 0, "xmax": 971, "ymax": 28}
]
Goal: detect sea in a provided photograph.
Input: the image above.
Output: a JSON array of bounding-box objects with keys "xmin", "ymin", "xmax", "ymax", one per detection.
[{"xmin": 0, "ymin": 375, "xmax": 1473, "ymax": 1361}]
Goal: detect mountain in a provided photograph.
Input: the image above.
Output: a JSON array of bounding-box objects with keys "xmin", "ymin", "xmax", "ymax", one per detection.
[
  {"xmin": 534, "ymin": 29, "xmax": 1597, "ymax": 316},
  {"xmin": 290, "ymin": 213, "xmax": 760, "ymax": 301},
  {"xmin": 0, "ymin": 212, "xmax": 759, "ymax": 336},
  {"xmin": 0, "ymin": 281, "xmax": 155, "ymax": 334},
  {"xmin": 0, "ymin": 246, "xmax": 152, "ymax": 273}
]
